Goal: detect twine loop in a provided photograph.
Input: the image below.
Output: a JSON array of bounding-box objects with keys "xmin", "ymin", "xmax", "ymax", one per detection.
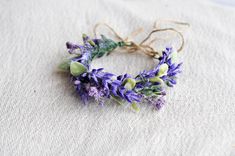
[{"xmin": 94, "ymin": 20, "xmax": 189, "ymax": 58}]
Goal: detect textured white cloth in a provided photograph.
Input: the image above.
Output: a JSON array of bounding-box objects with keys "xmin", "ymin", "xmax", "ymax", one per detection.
[{"xmin": 1, "ymin": 0, "xmax": 235, "ymax": 155}]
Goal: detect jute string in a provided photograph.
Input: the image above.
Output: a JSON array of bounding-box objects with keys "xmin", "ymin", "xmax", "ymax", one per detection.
[{"xmin": 94, "ymin": 20, "xmax": 190, "ymax": 58}]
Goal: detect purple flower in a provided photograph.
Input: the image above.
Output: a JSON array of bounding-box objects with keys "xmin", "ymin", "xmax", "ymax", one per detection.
[
  {"xmin": 136, "ymin": 47, "xmax": 182, "ymax": 89},
  {"xmin": 88, "ymin": 86, "xmax": 105, "ymax": 106},
  {"xmin": 155, "ymin": 97, "xmax": 165, "ymax": 110},
  {"xmin": 160, "ymin": 48, "xmax": 182, "ymax": 87},
  {"xmin": 66, "ymin": 42, "xmax": 81, "ymax": 54},
  {"xmin": 146, "ymin": 96, "xmax": 165, "ymax": 110},
  {"xmin": 73, "ymin": 66, "xmax": 142, "ymax": 104}
]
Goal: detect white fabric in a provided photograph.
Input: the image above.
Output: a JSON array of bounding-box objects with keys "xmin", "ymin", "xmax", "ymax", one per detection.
[{"xmin": 1, "ymin": 0, "xmax": 235, "ymax": 155}]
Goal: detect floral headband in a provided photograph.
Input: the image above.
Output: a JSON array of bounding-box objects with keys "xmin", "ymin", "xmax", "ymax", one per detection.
[{"xmin": 58, "ymin": 21, "xmax": 189, "ymax": 111}]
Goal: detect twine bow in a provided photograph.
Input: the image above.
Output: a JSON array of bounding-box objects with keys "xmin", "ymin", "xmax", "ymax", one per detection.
[{"xmin": 94, "ymin": 20, "xmax": 189, "ymax": 58}]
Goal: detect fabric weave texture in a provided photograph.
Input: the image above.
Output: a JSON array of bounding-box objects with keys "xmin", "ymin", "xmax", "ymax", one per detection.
[{"xmin": 0, "ymin": 0, "xmax": 235, "ymax": 155}]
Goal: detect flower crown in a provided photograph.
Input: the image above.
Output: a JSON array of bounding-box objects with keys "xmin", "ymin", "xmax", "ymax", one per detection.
[{"xmin": 59, "ymin": 22, "xmax": 187, "ymax": 111}]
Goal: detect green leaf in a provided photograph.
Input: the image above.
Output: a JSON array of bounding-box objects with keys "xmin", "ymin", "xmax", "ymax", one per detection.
[
  {"xmin": 170, "ymin": 50, "xmax": 178, "ymax": 63},
  {"xmin": 111, "ymin": 96, "xmax": 124, "ymax": 105},
  {"xmin": 101, "ymin": 35, "xmax": 118, "ymax": 51},
  {"xmin": 58, "ymin": 59, "xmax": 71, "ymax": 71},
  {"xmin": 149, "ymin": 76, "xmax": 164, "ymax": 84},
  {"xmin": 141, "ymin": 90, "xmax": 153, "ymax": 96},
  {"xmin": 88, "ymin": 40, "xmax": 96, "ymax": 46},
  {"xmin": 151, "ymin": 85, "xmax": 162, "ymax": 93},
  {"xmin": 157, "ymin": 63, "xmax": 169, "ymax": 77},
  {"xmin": 150, "ymin": 85, "xmax": 160, "ymax": 90},
  {"xmin": 153, "ymin": 91, "xmax": 163, "ymax": 95},
  {"xmin": 101, "ymin": 35, "xmax": 108, "ymax": 41},
  {"xmin": 131, "ymin": 102, "xmax": 140, "ymax": 112},
  {"xmin": 82, "ymin": 33, "xmax": 88, "ymax": 39},
  {"xmin": 70, "ymin": 62, "xmax": 87, "ymax": 76},
  {"xmin": 124, "ymin": 78, "xmax": 136, "ymax": 90}
]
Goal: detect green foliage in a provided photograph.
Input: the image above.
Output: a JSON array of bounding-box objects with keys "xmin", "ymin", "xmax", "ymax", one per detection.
[
  {"xmin": 170, "ymin": 50, "xmax": 178, "ymax": 63},
  {"xmin": 58, "ymin": 59, "xmax": 71, "ymax": 71},
  {"xmin": 139, "ymin": 85, "xmax": 163, "ymax": 96},
  {"xmin": 149, "ymin": 76, "xmax": 164, "ymax": 84},
  {"xmin": 157, "ymin": 63, "xmax": 168, "ymax": 77},
  {"xmin": 92, "ymin": 35, "xmax": 119, "ymax": 59},
  {"xmin": 70, "ymin": 62, "xmax": 87, "ymax": 76},
  {"xmin": 111, "ymin": 96, "xmax": 124, "ymax": 105},
  {"xmin": 131, "ymin": 102, "xmax": 140, "ymax": 112},
  {"xmin": 124, "ymin": 78, "xmax": 136, "ymax": 90}
]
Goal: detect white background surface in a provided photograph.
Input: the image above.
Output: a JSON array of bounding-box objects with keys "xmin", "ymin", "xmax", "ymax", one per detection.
[
  {"xmin": 1, "ymin": 0, "xmax": 235, "ymax": 155},
  {"xmin": 213, "ymin": 0, "xmax": 235, "ymax": 6}
]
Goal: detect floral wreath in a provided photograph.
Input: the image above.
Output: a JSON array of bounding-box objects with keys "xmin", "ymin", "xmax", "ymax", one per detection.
[{"xmin": 58, "ymin": 22, "xmax": 188, "ymax": 111}]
